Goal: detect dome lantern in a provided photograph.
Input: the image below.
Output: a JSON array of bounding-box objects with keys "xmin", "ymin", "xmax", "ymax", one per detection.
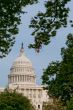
[{"xmin": 19, "ymin": 43, "xmax": 25, "ymax": 56}]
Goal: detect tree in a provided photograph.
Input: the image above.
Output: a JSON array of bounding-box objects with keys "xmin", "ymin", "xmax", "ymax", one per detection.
[
  {"xmin": 29, "ymin": 0, "xmax": 72, "ymax": 51},
  {"xmin": 0, "ymin": 0, "xmax": 38, "ymax": 58},
  {"xmin": 43, "ymin": 98, "xmax": 66, "ymax": 110},
  {"xmin": 0, "ymin": 89, "xmax": 35, "ymax": 110},
  {"xmin": 67, "ymin": 97, "xmax": 73, "ymax": 110},
  {"xmin": 42, "ymin": 34, "xmax": 73, "ymax": 104}
]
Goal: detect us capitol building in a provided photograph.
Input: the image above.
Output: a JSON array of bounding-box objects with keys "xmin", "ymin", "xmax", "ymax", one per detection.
[{"xmin": 0, "ymin": 44, "xmax": 51, "ymax": 110}]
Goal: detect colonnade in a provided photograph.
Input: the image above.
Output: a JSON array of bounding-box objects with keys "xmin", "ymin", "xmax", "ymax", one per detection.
[
  {"xmin": 10, "ymin": 67, "xmax": 33, "ymax": 73},
  {"xmin": 8, "ymin": 75, "xmax": 35, "ymax": 83}
]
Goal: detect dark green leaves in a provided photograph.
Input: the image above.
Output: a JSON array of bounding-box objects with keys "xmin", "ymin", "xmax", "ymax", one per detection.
[
  {"xmin": 42, "ymin": 34, "xmax": 73, "ymax": 104},
  {"xmin": 0, "ymin": 89, "xmax": 35, "ymax": 110},
  {"xmin": 29, "ymin": 0, "xmax": 71, "ymax": 51},
  {"xmin": 67, "ymin": 97, "xmax": 73, "ymax": 110},
  {"xmin": 0, "ymin": 0, "xmax": 38, "ymax": 58}
]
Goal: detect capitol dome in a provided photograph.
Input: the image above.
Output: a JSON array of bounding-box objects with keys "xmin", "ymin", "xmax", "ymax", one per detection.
[{"xmin": 8, "ymin": 43, "xmax": 36, "ymax": 86}]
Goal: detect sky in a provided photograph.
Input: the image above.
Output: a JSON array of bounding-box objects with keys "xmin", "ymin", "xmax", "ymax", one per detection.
[{"xmin": 0, "ymin": 0, "xmax": 73, "ymax": 87}]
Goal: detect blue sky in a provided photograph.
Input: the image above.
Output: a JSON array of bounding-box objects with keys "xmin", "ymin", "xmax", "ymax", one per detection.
[{"xmin": 0, "ymin": 0, "xmax": 73, "ymax": 87}]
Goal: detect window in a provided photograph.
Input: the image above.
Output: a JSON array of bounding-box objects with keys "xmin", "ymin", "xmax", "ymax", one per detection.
[
  {"xmin": 38, "ymin": 105, "xmax": 40, "ymax": 109},
  {"xmin": 21, "ymin": 88, "xmax": 24, "ymax": 91}
]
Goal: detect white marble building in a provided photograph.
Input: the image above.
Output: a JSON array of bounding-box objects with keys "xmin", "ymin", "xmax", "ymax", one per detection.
[{"xmin": 0, "ymin": 44, "xmax": 50, "ymax": 110}]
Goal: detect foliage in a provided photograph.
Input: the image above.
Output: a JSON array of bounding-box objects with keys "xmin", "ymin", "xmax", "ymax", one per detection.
[
  {"xmin": 0, "ymin": 0, "xmax": 38, "ymax": 58},
  {"xmin": 67, "ymin": 97, "xmax": 73, "ymax": 110},
  {"xmin": 29, "ymin": 0, "xmax": 72, "ymax": 51},
  {"xmin": 0, "ymin": 89, "xmax": 35, "ymax": 110},
  {"xmin": 43, "ymin": 98, "xmax": 66, "ymax": 110},
  {"xmin": 42, "ymin": 34, "xmax": 73, "ymax": 104}
]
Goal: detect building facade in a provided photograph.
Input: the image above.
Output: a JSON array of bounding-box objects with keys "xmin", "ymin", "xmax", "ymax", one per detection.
[{"xmin": 0, "ymin": 44, "xmax": 50, "ymax": 110}]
